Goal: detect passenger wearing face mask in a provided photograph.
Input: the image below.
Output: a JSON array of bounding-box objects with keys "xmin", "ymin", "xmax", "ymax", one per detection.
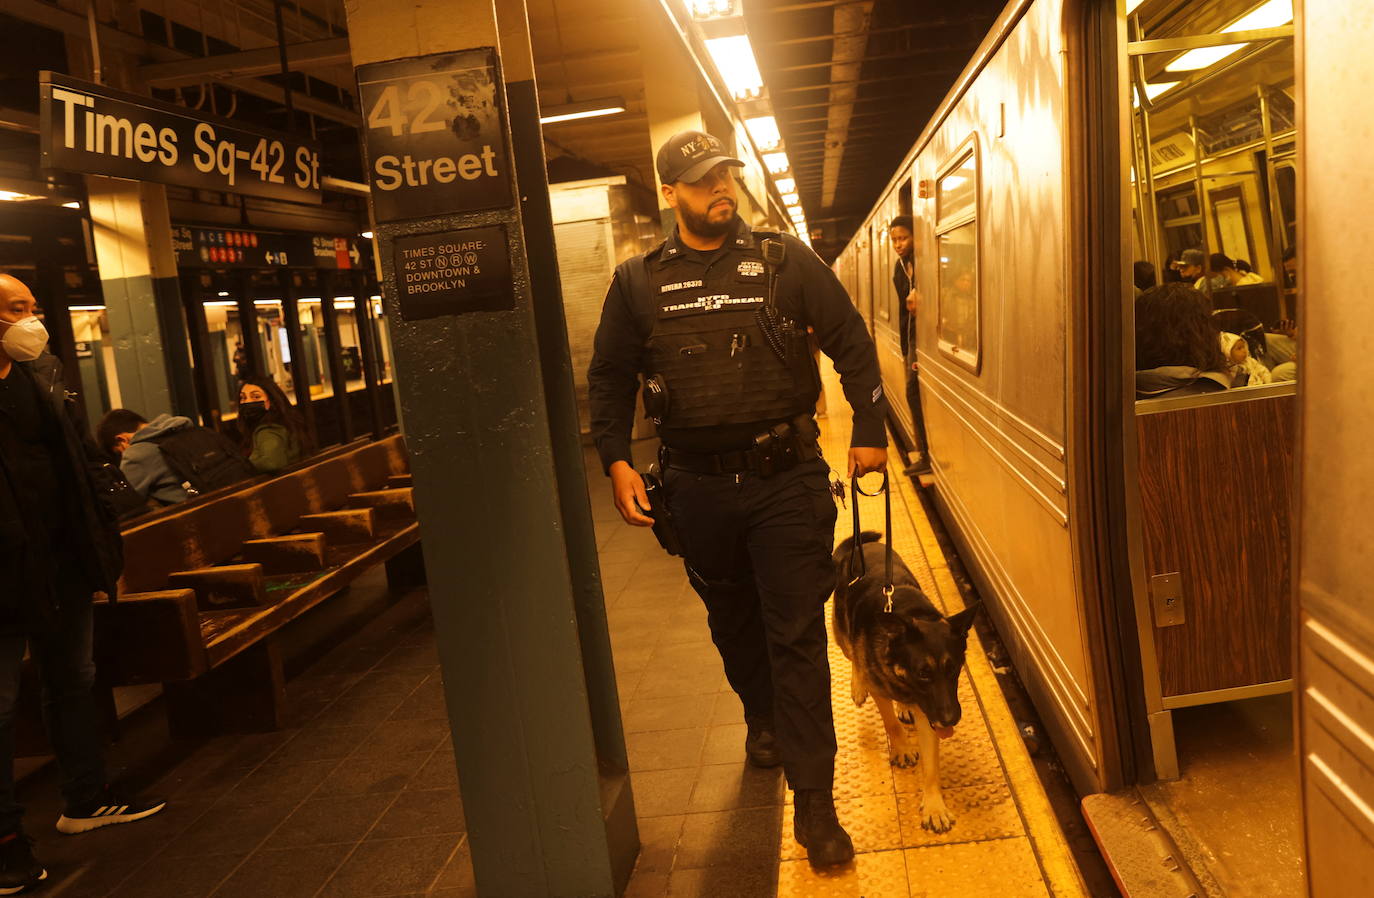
[
  {"xmin": 235, "ymin": 376, "xmax": 307, "ymax": 474},
  {"xmin": 0, "ymin": 274, "xmax": 165, "ymax": 891}
]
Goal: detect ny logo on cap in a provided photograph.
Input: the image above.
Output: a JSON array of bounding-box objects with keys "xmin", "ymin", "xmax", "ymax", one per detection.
[{"xmin": 679, "ymin": 135, "xmax": 722, "ymax": 158}]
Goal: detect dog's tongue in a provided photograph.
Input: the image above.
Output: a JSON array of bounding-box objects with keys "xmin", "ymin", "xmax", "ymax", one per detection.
[{"xmin": 933, "ymin": 725, "xmax": 955, "ymax": 740}]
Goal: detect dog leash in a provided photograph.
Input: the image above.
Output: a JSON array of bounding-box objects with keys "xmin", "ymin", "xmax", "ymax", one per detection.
[{"xmin": 847, "ymin": 471, "xmax": 896, "ymax": 613}]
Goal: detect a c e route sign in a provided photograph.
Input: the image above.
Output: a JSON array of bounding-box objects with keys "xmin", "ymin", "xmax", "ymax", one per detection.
[{"xmin": 355, "ymin": 48, "xmax": 513, "ymax": 224}]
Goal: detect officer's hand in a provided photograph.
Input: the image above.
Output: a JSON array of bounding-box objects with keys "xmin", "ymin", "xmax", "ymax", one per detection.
[
  {"xmin": 905, "ymin": 289, "xmax": 921, "ymax": 314},
  {"xmin": 609, "ymin": 461, "xmax": 655, "ymax": 527},
  {"xmin": 848, "ymin": 447, "xmax": 888, "ymax": 478}
]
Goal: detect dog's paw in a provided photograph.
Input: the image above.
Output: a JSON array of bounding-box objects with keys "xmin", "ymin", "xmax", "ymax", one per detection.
[
  {"xmin": 897, "ymin": 708, "xmax": 915, "ymax": 725},
  {"xmin": 888, "ymin": 745, "xmax": 919, "ymax": 768},
  {"xmin": 920, "ymin": 799, "xmax": 955, "ymax": 833}
]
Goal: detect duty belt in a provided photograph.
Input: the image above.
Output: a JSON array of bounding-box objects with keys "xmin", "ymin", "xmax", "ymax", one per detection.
[{"xmin": 664, "ymin": 415, "xmax": 820, "ymax": 478}]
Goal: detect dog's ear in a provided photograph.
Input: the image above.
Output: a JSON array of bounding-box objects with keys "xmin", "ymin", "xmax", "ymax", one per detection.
[{"xmin": 946, "ymin": 601, "xmax": 981, "ymax": 637}]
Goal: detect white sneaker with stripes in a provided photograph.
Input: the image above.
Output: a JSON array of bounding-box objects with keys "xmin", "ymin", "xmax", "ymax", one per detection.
[{"xmin": 55, "ymin": 791, "xmax": 167, "ymax": 835}]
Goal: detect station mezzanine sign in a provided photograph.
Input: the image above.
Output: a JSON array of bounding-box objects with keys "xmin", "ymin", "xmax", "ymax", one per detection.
[
  {"xmin": 172, "ymin": 225, "xmax": 362, "ymax": 271},
  {"xmin": 39, "ymin": 71, "xmax": 322, "ymax": 205}
]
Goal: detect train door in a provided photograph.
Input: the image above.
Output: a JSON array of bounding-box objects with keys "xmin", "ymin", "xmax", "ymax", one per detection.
[
  {"xmin": 1295, "ymin": 3, "xmax": 1374, "ymax": 893},
  {"xmin": 1107, "ymin": 0, "xmax": 1305, "ymax": 892}
]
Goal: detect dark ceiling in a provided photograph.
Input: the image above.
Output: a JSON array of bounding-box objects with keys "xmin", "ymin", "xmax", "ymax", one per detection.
[{"xmin": 746, "ymin": 0, "xmax": 1005, "ymax": 260}]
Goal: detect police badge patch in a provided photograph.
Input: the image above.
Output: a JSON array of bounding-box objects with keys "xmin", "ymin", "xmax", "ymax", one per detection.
[{"xmin": 737, "ymin": 260, "xmax": 765, "ymax": 277}]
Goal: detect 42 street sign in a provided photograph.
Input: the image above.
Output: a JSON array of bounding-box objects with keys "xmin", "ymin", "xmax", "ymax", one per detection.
[{"xmin": 40, "ymin": 72, "xmax": 322, "ymax": 204}]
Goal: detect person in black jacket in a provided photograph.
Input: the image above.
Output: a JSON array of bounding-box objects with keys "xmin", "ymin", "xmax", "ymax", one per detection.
[
  {"xmin": 588, "ymin": 131, "xmax": 889, "ymax": 870},
  {"xmin": 0, "ymin": 274, "xmax": 164, "ymax": 892}
]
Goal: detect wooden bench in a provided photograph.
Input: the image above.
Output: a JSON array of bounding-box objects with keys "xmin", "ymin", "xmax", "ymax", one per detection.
[{"xmin": 94, "ymin": 434, "xmax": 422, "ymax": 739}]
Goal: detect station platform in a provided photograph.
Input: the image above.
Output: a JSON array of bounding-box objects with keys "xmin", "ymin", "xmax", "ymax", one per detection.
[{"xmin": 15, "ymin": 369, "xmax": 1086, "ymax": 898}]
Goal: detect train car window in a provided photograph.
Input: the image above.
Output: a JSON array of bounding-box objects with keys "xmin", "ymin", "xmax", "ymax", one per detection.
[
  {"xmin": 935, "ymin": 139, "xmax": 980, "ymax": 371},
  {"xmin": 1129, "ymin": 0, "xmax": 1296, "ymax": 402}
]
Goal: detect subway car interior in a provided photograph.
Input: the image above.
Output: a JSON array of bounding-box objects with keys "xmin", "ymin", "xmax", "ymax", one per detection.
[{"xmin": 0, "ymin": 0, "xmax": 1367, "ymax": 896}]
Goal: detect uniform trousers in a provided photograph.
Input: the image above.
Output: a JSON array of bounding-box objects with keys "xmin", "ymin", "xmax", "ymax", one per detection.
[{"xmin": 664, "ymin": 455, "xmax": 838, "ymax": 791}]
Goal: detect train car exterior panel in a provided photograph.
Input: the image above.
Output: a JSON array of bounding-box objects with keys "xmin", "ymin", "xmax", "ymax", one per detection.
[{"xmin": 838, "ymin": 0, "xmax": 1108, "ymax": 790}]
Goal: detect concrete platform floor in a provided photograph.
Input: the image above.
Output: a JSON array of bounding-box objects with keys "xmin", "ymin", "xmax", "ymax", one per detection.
[{"xmin": 10, "ymin": 364, "xmax": 1088, "ymax": 897}]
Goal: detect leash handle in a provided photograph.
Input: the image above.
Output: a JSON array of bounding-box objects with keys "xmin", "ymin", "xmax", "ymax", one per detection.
[{"xmin": 847, "ymin": 471, "xmax": 895, "ymax": 609}]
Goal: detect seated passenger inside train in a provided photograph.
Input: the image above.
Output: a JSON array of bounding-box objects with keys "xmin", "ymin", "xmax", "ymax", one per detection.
[
  {"xmin": 1135, "ymin": 283, "xmax": 1233, "ymax": 399},
  {"xmin": 1207, "ymin": 253, "xmax": 1265, "ymax": 289},
  {"xmin": 235, "ymin": 376, "xmax": 308, "ymax": 474},
  {"xmin": 1133, "ymin": 260, "xmax": 1157, "ymax": 295}
]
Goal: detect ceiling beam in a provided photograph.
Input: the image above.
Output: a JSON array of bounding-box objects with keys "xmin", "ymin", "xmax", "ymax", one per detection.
[
  {"xmin": 4, "ymin": 0, "xmax": 359, "ymax": 127},
  {"xmin": 772, "ymin": 48, "xmax": 962, "ymax": 73},
  {"xmin": 760, "ymin": 0, "xmax": 868, "ymax": 13},
  {"xmin": 776, "ymin": 69, "xmax": 961, "ymax": 94},
  {"xmin": 141, "ymin": 37, "xmax": 352, "ymax": 88}
]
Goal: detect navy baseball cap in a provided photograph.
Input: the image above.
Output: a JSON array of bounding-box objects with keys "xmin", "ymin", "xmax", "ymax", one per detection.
[{"xmin": 656, "ymin": 130, "xmax": 744, "ymax": 185}]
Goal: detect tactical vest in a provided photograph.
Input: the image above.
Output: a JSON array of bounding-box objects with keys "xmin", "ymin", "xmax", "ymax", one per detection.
[{"xmin": 644, "ymin": 233, "xmax": 819, "ymax": 430}]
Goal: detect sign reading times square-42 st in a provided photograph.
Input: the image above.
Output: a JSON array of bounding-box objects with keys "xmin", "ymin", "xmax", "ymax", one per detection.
[{"xmin": 39, "ymin": 72, "xmax": 321, "ymax": 204}]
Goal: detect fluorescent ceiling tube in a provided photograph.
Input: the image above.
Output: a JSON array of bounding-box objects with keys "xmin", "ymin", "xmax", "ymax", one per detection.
[
  {"xmin": 1134, "ymin": 81, "xmax": 1181, "ymax": 107},
  {"xmin": 782, "ymin": 192, "xmax": 800, "ymax": 206},
  {"xmin": 540, "ymin": 98, "xmax": 627, "ymax": 124},
  {"xmin": 705, "ymin": 35, "xmax": 764, "ymax": 100},
  {"xmin": 1166, "ymin": 0, "xmax": 1292, "ymax": 72},
  {"xmin": 745, "ymin": 116, "xmax": 781, "ymax": 152},
  {"xmin": 62, "ymin": 201, "xmax": 81, "ymax": 209},
  {"xmin": 775, "ymin": 177, "xmax": 796, "ymax": 194},
  {"xmin": 689, "ymin": 0, "xmax": 738, "ymax": 17},
  {"xmin": 360, "ymin": 230, "xmax": 374, "ymax": 239},
  {"xmin": 763, "ymin": 152, "xmax": 790, "ymax": 174},
  {"xmin": 0, "ymin": 190, "xmax": 44, "ymax": 202}
]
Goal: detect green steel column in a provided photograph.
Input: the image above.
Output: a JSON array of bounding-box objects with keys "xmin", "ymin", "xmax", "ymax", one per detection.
[
  {"xmin": 85, "ymin": 177, "xmax": 198, "ymax": 419},
  {"xmin": 342, "ymin": 1, "xmax": 636, "ymax": 894}
]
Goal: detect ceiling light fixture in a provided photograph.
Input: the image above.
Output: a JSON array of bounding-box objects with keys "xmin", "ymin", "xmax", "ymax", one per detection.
[
  {"xmin": 1165, "ymin": 0, "xmax": 1292, "ymax": 72},
  {"xmin": 539, "ymin": 98, "xmax": 627, "ymax": 125},
  {"xmin": 744, "ymin": 116, "xmax": 781, "ymax": 152},
  {"xmin": 763, "ymin": 152, "xmax": 790, "ymax": 175},
  {"xmin": 0, "ymin": 190, "xmax": 44, "ymax": 202},
  {"xmin": 704, "ymin": 35, "xmax": 764, "ymax": 101},
  {"xmin": 782, "ymin": 192, "xmax": 800, "ymax": 207},
  {"xmin": 775, "ymin": 177, "xmax": 796, "ymax": 194},
  {"xmin": 62, "ymin": 201, "xmax": 81, "ymax": 209},
  {"xmin": 360, "ymin": 230, "xmax": 374, "ymax": 240}
]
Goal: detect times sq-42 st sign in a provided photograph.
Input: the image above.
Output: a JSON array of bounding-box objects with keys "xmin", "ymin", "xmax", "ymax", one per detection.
[{"xmin": 40, "ymin": 72, "xmax": 321, "ymax": 204}]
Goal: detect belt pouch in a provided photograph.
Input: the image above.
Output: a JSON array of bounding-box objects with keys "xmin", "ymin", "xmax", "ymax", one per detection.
[{"xmin": 641, "ymin": 466, "xmax": 683, "ymax": 556}]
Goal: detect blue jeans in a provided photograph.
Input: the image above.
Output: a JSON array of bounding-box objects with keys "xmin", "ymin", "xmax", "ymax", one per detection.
[{"xmin": 0, "ymin": 567, "xmax": 107, "ymax": 834}]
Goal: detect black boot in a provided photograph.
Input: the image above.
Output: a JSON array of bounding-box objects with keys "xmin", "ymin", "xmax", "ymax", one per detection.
[
  {"xmin": 793, "ymin": 789, "xmax": 855, "ymax": 868},
  {"xmin": 744, "ymin": 715, "xmax": 781, "ymax": 768}
]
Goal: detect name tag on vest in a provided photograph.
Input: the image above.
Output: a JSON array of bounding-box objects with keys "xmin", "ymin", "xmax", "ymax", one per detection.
[{"xmin": 659, "ymin": 279, "xmax": 704, "ymax": 294}]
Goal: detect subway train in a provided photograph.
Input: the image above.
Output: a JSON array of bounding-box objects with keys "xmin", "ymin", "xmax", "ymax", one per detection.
[{"xmin": 832, "ymin": 0, "xmax": 1303, "ymax": 809}]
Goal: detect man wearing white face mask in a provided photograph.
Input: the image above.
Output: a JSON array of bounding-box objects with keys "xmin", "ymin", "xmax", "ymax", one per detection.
[{"xmin": 0, "ymin": 274, "xmax": 165, "ymax": 892}]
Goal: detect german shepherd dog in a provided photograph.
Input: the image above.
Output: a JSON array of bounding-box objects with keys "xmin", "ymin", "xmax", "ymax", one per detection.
[{"xmin": 832, "ymin": 531, "xmax": 979, "ymax": 833}]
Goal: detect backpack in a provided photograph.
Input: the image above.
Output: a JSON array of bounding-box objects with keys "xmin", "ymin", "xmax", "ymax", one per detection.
[{"xmin": 150, "ymin": 426, "xmax": 256, "ymax": 497}]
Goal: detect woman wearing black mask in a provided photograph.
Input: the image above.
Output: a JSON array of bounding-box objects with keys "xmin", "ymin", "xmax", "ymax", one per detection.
[{"xmin": 236, "ymin": 376, "xmax": 307, "ymax": 473}]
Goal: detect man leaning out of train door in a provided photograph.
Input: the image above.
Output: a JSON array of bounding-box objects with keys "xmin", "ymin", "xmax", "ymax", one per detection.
[{"xmin": 889, "ymin": 215, "xmax": 929, "ymax": 475}]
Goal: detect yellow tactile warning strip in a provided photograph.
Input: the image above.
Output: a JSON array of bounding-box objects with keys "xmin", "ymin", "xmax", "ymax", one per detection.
[{"xmin": 774, "ymin": 363, "xmax": 1088, "ymax": 897}]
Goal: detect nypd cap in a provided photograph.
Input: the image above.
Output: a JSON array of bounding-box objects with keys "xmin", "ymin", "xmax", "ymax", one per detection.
[{"xmin": 656, "ymin": 130, "xmax": 744, "ymax": 185}]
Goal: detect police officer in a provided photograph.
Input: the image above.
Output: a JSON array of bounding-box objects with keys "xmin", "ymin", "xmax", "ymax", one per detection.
[{"xmin": 588, "ymin": 131, "xmax": 889, "ymax": 869}]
